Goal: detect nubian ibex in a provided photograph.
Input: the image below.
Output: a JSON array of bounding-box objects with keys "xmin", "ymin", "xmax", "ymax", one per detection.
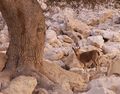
[{"xmin": 72, "ymin": 46, "xmax": 101, "ymax": 72}]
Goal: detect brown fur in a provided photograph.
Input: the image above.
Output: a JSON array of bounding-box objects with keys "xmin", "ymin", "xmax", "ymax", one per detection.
[{"xmin": 72, "ymin": 47, "xmax": 100, "ymax": 70}]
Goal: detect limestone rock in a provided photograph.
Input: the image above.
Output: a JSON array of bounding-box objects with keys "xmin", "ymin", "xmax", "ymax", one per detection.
[
  {"xmin": 87, "ymin": 35, "xmax": 104, "ymax": 48},
  {"xmin": 107, "ymin": 54, "xmax": 120, "ymax": 76},
  {"xmin": 86, "ymin": 87, "xmax": 115, "ymax": 94},
  {"xmin": 44, "ymin": 48, "xmax": 64, "ymax": 61},
  {"xmin": 103, "ymin": 42, "xmax": 120, "ymax": 54},
  {"xmin": 37, "ymin": 0, "xmax": 47, "ymax": 10},
  {"xmin": 2, "ymin": 76, "xmax": 37, "ymax": 94},
  {"xmin": 91, "ymin": 29, "xmax": 120, "ymax": 42},
  {"xmin": 61, "ymin": 35, "xmax": 73, "ymax": 43},
  {"xmin": 35, "ymin": 88, "xmax": 48, "ymax": 94},
  {"xmin": 88, "ymin": 9, "xmax": 114, "ymax": 26},
  {"xmin": 46, "ymin": 29, "xmax": 57, "ymax": 43},
  {"xmin": 67, "ymin": 18, "xmax": 91, "ymax": 37},
  {"xmin": 89, "ymin": 76, "xmax": 120, "ymax": 94},
  {"xmin": 0, "ymin": 43, "xmax": 9, "ymax": 51}
]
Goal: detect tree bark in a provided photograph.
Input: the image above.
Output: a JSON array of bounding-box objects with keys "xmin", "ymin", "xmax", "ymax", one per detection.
[{"xmin": 0, "ymin": 0, "xmax": 45, "ymax": 74}]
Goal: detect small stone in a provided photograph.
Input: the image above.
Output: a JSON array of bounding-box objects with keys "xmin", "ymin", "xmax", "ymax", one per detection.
[{"xmin": 2, "ymin": 76, "xmax": 37, "ymax": 94}]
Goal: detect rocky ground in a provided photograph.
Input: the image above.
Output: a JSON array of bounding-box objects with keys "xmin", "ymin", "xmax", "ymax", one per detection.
[{"xmin": 0, "ymin": 1, "xmax": 120, "ymax": 94}]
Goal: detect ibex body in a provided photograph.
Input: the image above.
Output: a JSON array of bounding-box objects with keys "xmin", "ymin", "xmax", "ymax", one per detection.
[{"xmin": 72, "ymin": 47, "xmax": 100, "ymax": 72}]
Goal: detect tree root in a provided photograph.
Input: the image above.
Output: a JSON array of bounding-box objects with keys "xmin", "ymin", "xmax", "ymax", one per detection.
[{"xmin": 38, "ymin": 60, "xmax": 88, "ymax": 92}]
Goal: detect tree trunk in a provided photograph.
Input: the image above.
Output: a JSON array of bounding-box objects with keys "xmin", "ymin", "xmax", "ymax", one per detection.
[
  {"xmin": 0, "ymin": 0, "xmax": 87, "ymax": 92},
  {"xmin": 0, "ymin": 0, "xmax": 45, "ymax": 74}
]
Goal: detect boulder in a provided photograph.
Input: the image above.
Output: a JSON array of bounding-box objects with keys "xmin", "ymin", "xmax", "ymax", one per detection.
[
  {"xmin": 86, "ymin": 87, "xmax": 115, "ymax": 94},
  {"xmin": 66, "ymin": 18, "xmax": 91, "ymax": 37},
  {"xmin": 89, "ymin": 76, "xmax": 120, "ymax": 94},
  {"xmin": 37, "ymin": 0, "xmax": 47, "ymax": 10},
  {"xmin": 61, "ymin": 35, "xmax": 73, "ymax": 43},
  {"xmin": 88, "ymin": 9, "xmax": 114, "ymax": 26},
  {"xmin": 87, "ymin": 35, "xmax": 104, "ymax": 48},
  {"xmin": 107, "ymin": 54, "xmax": 120, "ymax": 76},
  {"xmin": 46, "ymin": 29, "xmax": 57, "ymax": 43},
  {"xmin": 0, "ymin": 43, "xmax": 9, "ymax": 51},
  {"xmin": 2, "ymin": 76, "xmax": 37, "ymax": 94},
  {"xmin": 63, "ymin": 8, "xmax": 91, "ymax": 37},
  {"xmin": 103, "ymin": 42, "xmax": 120, "ymax": 54},
  {"xmin": 35, "ymin": 88, "xmax": 48, "ymax": 94},
  {"xmin": 0, "ymin": 34, "xmax": 9, "ymax": 43},
  {"xmin": 44, "ymin": 48, "xmax": 64, "ymax": 61},
  {"xmin": 90, "ymin": 29, "xmax": 120, "ymax": 42}
]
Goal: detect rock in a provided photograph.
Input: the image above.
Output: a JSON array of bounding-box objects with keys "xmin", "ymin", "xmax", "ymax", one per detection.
[
  {"xmin": 63, "ymin": 8, "xmax": 91, "ymax": 37},
  {"xmin": 48, "ymin": 85, "xmax": 73, "ymax": 94},
  {"xmin": 103, "ymin": 45, "xmax": 119, "ymax": 54},
  {"xmin": 78, "ymin": 39, "xmax": 89, "ymax": 47},
  {"xmin": 46, "ymin": 30, "xmax": 63, "ymax": 47},
  {"xmin": 90, "ymin": 29, "xmax": 104, "ymax": 36},
  {"xmin": 101, "ymin": 31, "xmax": 120, "ymax": 42},
  {"xmin": 66, "ymin": 18, "xmax": 91, "ymax": 37},
  {"xmin": 0, "ymin": 26, "xmax": 9, "ymax": 44},
  {"xmin": 35, "ymin": 88, "xmax": 48, "ymax": 94},
  {"xmin": 63, "ymin": 7, "xmax": 75, "ymax": 20},
  {"xmin": 103, "ymin": 42, "xmax": 120, "ymax": 54},
  {"xmin": 107, "ymin": 54, "xmax": 120, "ymax": 76},
  {"xmin": 52, "ymin": 13, "xmax": 65, "ymax": 23},
  {"xmin": 46, "ymin": 29, "xmax": 57, "ymax": 43},
  {"xmin": 2, "ymin": 76, "xmax": 37, "ymax": 94},
  {"xmin": 88, "ymin": 9, "xmax": 114, "ymax": 26},
  {"xmin": 41, "ymin": 60, "xmax": 88, "ymax": 92},
  {"xmin": 44, "ymin": 48, "xmax": 64, "ymax": 61},
  {"xmin": 89, "ymin": 76, "xmax": 120, "ymax": 94},
  {"xmin": 0, "ymin": 53, "xmax": 7, "ymax": 71},
  {"xmin": 61, "ymin": 35, "xmax": 73, "ymax": 43},
  {"xmin": 62, "ymin": 51, "xmax": 84, "ymax": 69},
  {"xmin": 0, "ymin": 33, "xmax": 9, "ymax": 43},
  {"xmin": 87, "ymin": 35, "xmax": 104, "ymax": 48},
  {"xmin": 86, "ymin": 87, "xmax": 115, "ymax": 94},
  {"xmin": 37, "ymin": 0, "xmax": 47, "ymax": 10},
  {"xmin": 114, "ymin": 17, "xmax": 120, "ymax": 24},
  {"xmin": 90, "ymin": 29, "xmax": 120, "ymax": 42},
  {"xmin": 0, "ymin": 43, "xmax": 9, "ymax": 51},
  {"xmin": 53, "ymin": 60, "xmax": 66, "ymax": 68}
]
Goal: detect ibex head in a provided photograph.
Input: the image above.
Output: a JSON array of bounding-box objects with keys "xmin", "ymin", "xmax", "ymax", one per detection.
[{"xmin": 72, "ymin": 46, "xmax": 80, "ymax": 57}]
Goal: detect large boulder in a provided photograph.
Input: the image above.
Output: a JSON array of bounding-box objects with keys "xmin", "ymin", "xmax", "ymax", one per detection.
[
  {"xmin": 44, "ymin": 48, "xmax": 64, "ymax": 61},
  {"xmin": 86, "ymin": 87, "xmax": 115, "ymax": 94},
  {"xmin": 88, "ymin": 76, "xmax": 120, "ymax": 94},
  {"xmin": 2, "ymin": 76, "xmax": 37, "ymax": 94},
  {"xmin": 66, "ymin": 18, "xmax": 91, "ymax": 37},
  {"xmin": 103, "ymin": 42, "xmax": 120, "ymax": 54},
  {"xmin": 91, "ymin": 29, "xmax": 120, "ymax": 42},
  {"xmin": 87, "ymin": 35, "xmax": 104, "ymax": 48},
  {"xmin": 46, "ymin": 29, "xmax": 57, "ymax": 43},
  {"xmin": 107, "ymin": 54, "xmax": 120, "ymax": 76},
  {"xmin": 63, "ymin": 8, "xmax": 91, "ymax": 37},
  {"xmin": 60, "ymin": 35, "xmax": 73, "ymax": 44},
  {"xmin": 88, "ymin": 9, "xmax": 114, "ymax": 26}
]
